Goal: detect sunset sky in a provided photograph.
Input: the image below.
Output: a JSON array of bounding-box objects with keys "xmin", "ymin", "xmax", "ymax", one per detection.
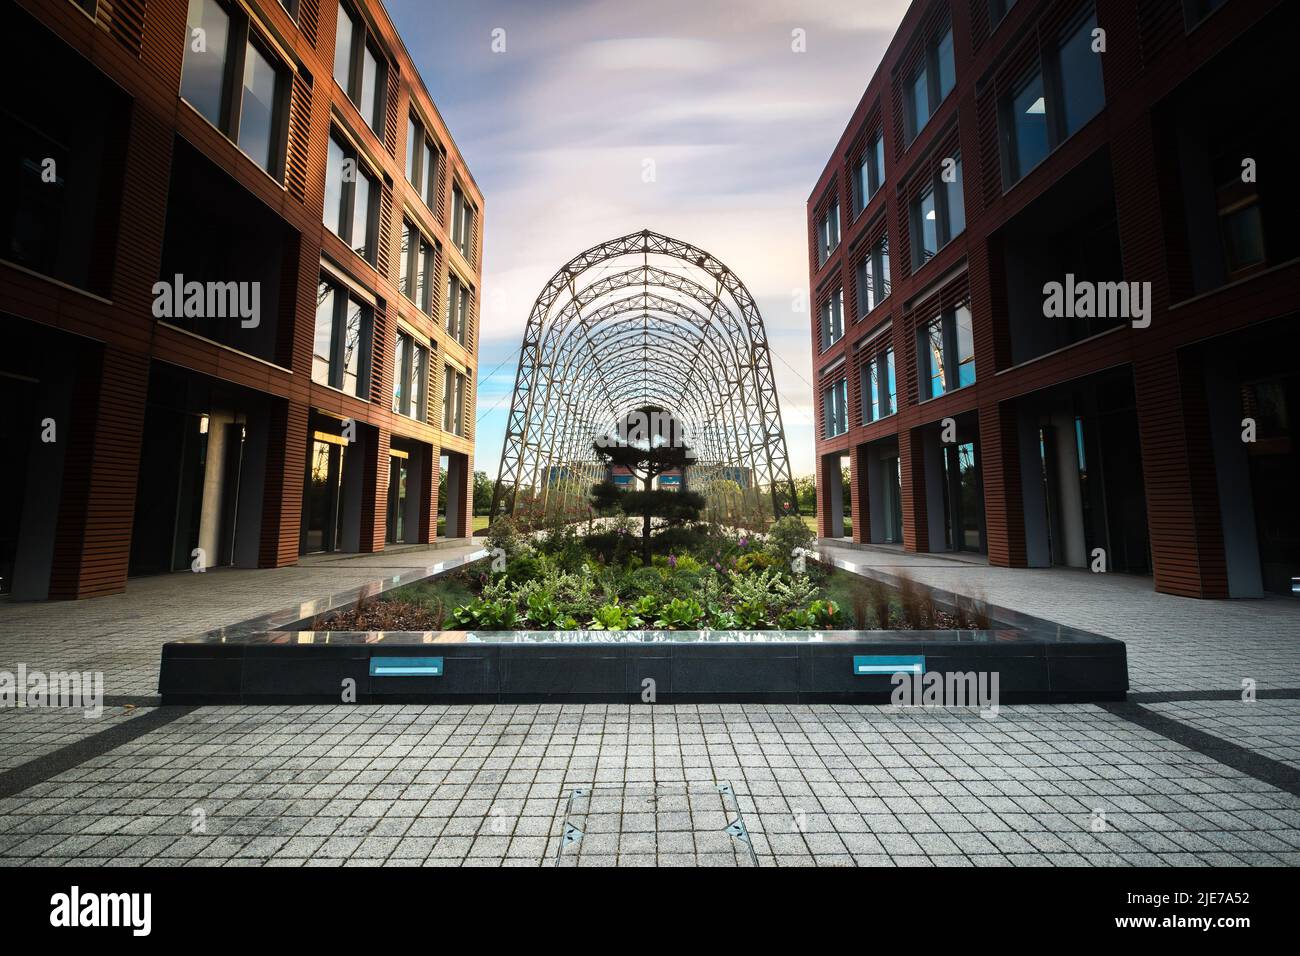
[{"xmin": 386, "ymin": 0, "xmax": 911, "ymax": 478}]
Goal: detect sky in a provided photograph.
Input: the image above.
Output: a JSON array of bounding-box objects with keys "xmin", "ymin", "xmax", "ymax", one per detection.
[{"xmin": 386, "ymin": 0, "xmax": 911, "ymax": 479}]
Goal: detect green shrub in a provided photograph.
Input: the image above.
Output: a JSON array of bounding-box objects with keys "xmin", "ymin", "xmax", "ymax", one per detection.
[
  {"xmin": 764, "ymin": 515, "xmax": 814, "ymax": 565},
  {"xmin": 734, "ymin": 551, "xmax": 775, "ymax": 573},
  {"xmin": 485, "ymin": 516, "xmax": 524, "ymax": 558}
]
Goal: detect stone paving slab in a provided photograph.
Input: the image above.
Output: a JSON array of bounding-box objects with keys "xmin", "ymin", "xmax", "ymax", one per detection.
[
  {"xmin": 1, "ymin": 704, "xmax": 1298, "ymax": 867},
  {"xmin": 0, "ymin": 544, "xmax": 483, "ymax": 698},
  {"xmin": 819, "ymin": 543, "xmax": 1300, "ymax": 694},
  {"xmin": 1145, "ymin": 700, "xmax": 1300, "ymax": 772}
]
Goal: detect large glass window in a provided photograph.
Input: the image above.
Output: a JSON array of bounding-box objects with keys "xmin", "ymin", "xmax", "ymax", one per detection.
[
  {"xmin": 180, "ymin": 0, "xmax": 286, "ymax": 178},
  {"xmin": 446, "ymin": 272, "xmax": 471, "ymax": 345},
  {"xmin": 860, "ymin": 346, "xmax": 896, "ymax": 424},
  {"xmin": 333, "ymin": 1, "xmax": 385, "ymax": 134},
  {"xmin": 238, "ymin": 41, "xmax": 280, "ymax": 173},
  {"xmin": 923, "ymin": 318, "xmax": 946, "ymax": 399},
  {"xmin": 451, "ymin": 184, "xmax": 475, "ymax": 263},
  {"xmin": 406, "ymin": 113, "xmax": 442, "ymax": 212},
  {"xmin": 323, "ymin": 130, "xmax": 377, "ymax": 263},
  {"xmin": 854, "ymin": 132, "xmax": 886, "ymax": 213},
  {"xmin": 823, "ymin": 376, "xmax": 848, "ymax": 438},
  {"xmin": 400, "ymin": 218, "xmax": 435, "ymax": 314},
  {"xmin": 917, "ymin": 303, "xmax": 976, "ymax": 400},
  {"xmin": 904, "ymin": 23, "xmax": 956, "ymax": 143},
  {"xmin": 312, "ymin": 275, "xmax": 372, "ymax": 398},
  {"xmin": 181, "ymin": 0, "xmax": 231, "ymax": 125},
  {"xmin": 1000, "ymin": 8, "xmax": 1105, "ymax": 188},
  {"xmin": 443, "ymin": 364, "xmax": 467, "ymax": 435},
  {"xmin": 1054, "ymin": 12, "xmax": 1105, "ymax": 138},
  {"xmin": 910, "ymin": 154, "xmax": 964, "ymax": 268},
  {"xmin": 1006, "ymin": 71, "xmax": 1048, "ymax": 181},
  {"xmin": 392, "ymin": 330, "xmax": 428, "ymax": 420},
  {"xmin": 857, "ymin": 235, "xmax": 891, "ymax": 315},
  {"xmin": 817, "ymin": 200, "xmax": 840, "ymax": 266},
  {"xmin": 820, "ymin": 287, "xmax": 844, "ymax": 350}
]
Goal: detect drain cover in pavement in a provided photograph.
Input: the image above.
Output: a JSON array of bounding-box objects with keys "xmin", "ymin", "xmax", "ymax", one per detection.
[{"xmin": 555, "ymin": 782, "xmax": 758, "ymax": 867}]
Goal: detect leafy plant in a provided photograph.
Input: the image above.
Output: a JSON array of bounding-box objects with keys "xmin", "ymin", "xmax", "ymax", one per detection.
[
  {"xmin": 778, "ymin": 607, "xmax": 814, "ymax": 629},
  {"xmin": 732, "ymin": 600, "xmax": 769, "ymax": 629},
  {"xmin": 525, "ymin": 592, "xmax": 562, "ymax": 628},
  {"xmin": 654, "ymin": 597, "xmax": 705, "ymax": 629},
  {"xmin": 450, "ymin": 597, "xmax": 518, "ymax": 629},
  {"xmin": 807, "ymin": 599, "xmax": 840, "ymax": 628},
  {"xmin": 630, "ymin": 594, "xmax": 659, "ymax": 619},
  {"xmin": 588, "ymin": 601, "xmax": 641, "ymax": 631}
]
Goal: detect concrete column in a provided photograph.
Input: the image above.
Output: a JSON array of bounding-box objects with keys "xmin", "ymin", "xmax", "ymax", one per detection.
[{"xmin": 1204, "ymin": 350, "xmax": 1263, "ymax": 597}]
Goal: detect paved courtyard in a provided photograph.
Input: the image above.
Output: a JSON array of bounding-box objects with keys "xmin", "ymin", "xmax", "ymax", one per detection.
[{"xmin": 1, "ymin": 541, "xmax": 1298, "ymax": 866}]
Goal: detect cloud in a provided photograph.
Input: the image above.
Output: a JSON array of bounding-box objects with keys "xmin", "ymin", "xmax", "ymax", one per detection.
[{"xmin": 386, "ymin": 0, "xmax": 909, "ymax": 477}]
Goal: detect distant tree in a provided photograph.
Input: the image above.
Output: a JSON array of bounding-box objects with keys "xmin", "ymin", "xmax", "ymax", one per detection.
[
  {"xmin": 473, "ymin": 471, "xmax": 495, "ymax": 516},
  {"xmin": 590, "ymin": 405, "xmax": 703, "ymax": 564},
  {"xmin": 793, "ymin": 475, "xmax": 817, "ymax": 515}
]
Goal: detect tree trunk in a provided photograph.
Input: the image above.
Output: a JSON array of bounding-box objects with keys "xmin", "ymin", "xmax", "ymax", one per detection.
[{"xmin": 641, "ymin": 473, "xmax": 652, "ymax": 566}]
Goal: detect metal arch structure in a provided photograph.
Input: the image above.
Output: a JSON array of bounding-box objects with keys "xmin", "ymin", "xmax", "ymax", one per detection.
[{"xmin": 492, "ymin": 229, "xmax": 798, "ymax": 523}]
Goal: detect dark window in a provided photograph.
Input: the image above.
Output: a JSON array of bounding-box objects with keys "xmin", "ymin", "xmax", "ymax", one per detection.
[
  {"xmin": 823, "ymin": 376, "xmax": 848, "ymax": 437},
  {"xmin": 909, "ymin": 154, "xmax": 964, "ymax": 268},
  {"xmin": 998, "ymin": 8, "xmax": 1104, "ymax": 189},
  {"xmin": 817, "ymin": 200, "xmax": 840, "ymax": 266},
  {"xmin": 904, "ymin": 23, "xmax": 956, "ymax": 143},
  {"xmin": 1004, "ymin": 70, "xmax": 1049, "ymax": 182},
  {"xmin": 1052, "ymin": 11, "xmax": 1105, "ymax": 139},
  {"xmin": 820, "ymin": 287, "xmax": 844, "ymax": 349},
  {"xmin": 854, "ymin": 132, "xmax": 886, "ymax": 214},
  {"xmin": 0, "ymin": 2, "xmax": 130, "ymax": 293}
]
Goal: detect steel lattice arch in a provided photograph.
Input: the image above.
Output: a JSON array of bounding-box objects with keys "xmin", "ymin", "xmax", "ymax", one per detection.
[{"xmin": 492, "ymin": 229, "xmax": 798, "ymax": 523}]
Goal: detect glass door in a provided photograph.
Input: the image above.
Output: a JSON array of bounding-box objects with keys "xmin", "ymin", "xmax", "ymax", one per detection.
[
  {"xmin": 386, "ymin": 452, "xmax": 408, "ymax": 544},
  {"xmin": 301, "ymin": 436, "xmax": 346, "ymax": 553}
]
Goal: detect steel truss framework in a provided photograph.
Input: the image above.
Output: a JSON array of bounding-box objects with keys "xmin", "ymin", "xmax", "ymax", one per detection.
[{"xmin": 493, "ymin": 229, "xmax": 798, "ymax": 520}]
